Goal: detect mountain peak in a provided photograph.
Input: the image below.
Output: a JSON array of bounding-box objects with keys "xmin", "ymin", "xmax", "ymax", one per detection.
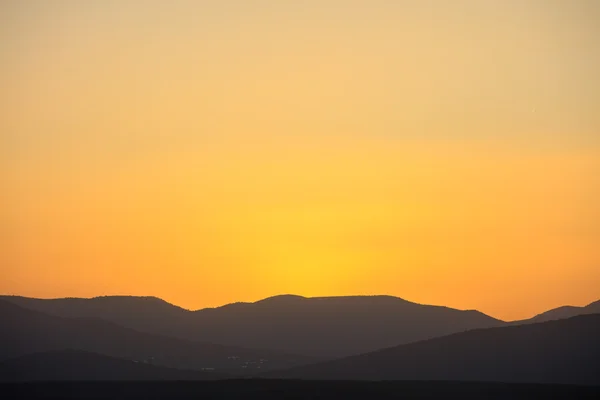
[
  {"xmin": 255, "ymin": 294, "xmax": 413, "ymax": 303},
  {"xmin": 86, "ymin": 295, "xmax": 189, "ymax": 311},
  {"xmin": 255, "ymin": 294, "xmax": 307, "ymax": 304},
  {"xmin": 311, "ymin": 295, "xmax": 411, "ymax": 303}
]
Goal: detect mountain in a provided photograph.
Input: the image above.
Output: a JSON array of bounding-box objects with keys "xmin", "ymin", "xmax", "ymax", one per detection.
[
  {"xmin": 269, "ymin": 314, "xmax": 600, "ymax": 386},
  {"xmin": 518, "ymin": 299, "xmax": 600, "ymax": 324},
  {"xmin": 0, "ymin": 300, "xmax": 312, "ymax": 374},
  {"xmin": 0, "ymin": 350, "xmax": 226, "ymax": 381},
  {"xmin": 0, "ymin": 295, "xmax": 191, "ymax": 337},
  {"xmin": 188, "ymin": 295, "xmax": 505, "ymax": 358},
  {"xmin": 1, "ymin": 294, "xmax": 503, "ymax": 358}
]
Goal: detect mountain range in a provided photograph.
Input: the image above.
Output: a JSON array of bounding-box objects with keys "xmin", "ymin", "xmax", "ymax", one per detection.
[
  {"xmin": 1, "ymin": 294, "xmax": 598, "ymax": 385},
  {"xmin": 2, "ymin": 294, "xmax": 506, "ymax": 358},
  {"xmin": 0, "ymin": 300, "xmax": 311, "ymax": 374}
]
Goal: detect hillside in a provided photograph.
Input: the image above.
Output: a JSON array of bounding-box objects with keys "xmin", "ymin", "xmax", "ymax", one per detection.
[
  {"xmin": 270, "ymin": 314, "xmax": 600, "ymax": 385},
  {"xmin": 0, "ymin": 350, "xmax": 225, "ymax": 381},
  {"xmin": 2, "ymin": 295, "xmax": 503, "ymax": 358},
  {"xmin": 522, "ymin": 299, "xmax": 600, "ymax": 324},
  {"xmin": 0, "ymin": 300, "xmax": 311, "ymax": 374}
]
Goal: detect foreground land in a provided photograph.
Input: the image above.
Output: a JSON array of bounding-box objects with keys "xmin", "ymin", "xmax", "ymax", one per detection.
[{"xmin": 2, "ymin": 380, "xmax": 599, "ymax": 400}]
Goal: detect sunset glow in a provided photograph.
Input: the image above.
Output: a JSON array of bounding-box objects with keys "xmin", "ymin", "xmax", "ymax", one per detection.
[{"xmin": 2, "ymin": 0, "xmax": 599, "ymax": 320}]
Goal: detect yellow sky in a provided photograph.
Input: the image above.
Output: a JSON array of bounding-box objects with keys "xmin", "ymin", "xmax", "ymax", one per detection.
[{"xmin": 2, "ymin": 1, "xmax": 599, "ymax": 320}]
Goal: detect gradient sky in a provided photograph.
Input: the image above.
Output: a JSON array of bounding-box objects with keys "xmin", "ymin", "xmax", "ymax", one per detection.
[{"xmin": 2, "ymin": 0, "xmax": 599, "ymax": 320}]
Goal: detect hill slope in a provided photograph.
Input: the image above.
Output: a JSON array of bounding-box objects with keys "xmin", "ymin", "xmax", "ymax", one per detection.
[
  {"xmin": 0, "ymin": 300, "xmax": 311, "ymax": 374},
  {"xmin": 0, "ymin": 350, "xmax": 225, "ymax": 381},
  {"xmin": 1, "ymin": 295, "xmax": 503, "ymax": 358},
  {"xmin": 270, "ymin": 314, "xmax": 600, "ymax": 385},
  {"xmin": 522, "ymin": 299, "xmax": 600, "ymax": 324},
  {"xmin": 0, "ymin": 295, "xmax": 190, "ymax": 337},
  {"xmin": 188, "ymin": 295, "xmax": 503, "ymax": 357}
]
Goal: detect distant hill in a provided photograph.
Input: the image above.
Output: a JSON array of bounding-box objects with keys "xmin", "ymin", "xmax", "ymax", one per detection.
[
  {"xmin": 0, "ymin": 350, "xmax": 226, "ymax": 381},
  {"xmin": 0, "ymin": 300, "xmax": 312, "ymax": 374},
  {"xmin": 187, "ymin": 295, "xmax": 505, "ymax": 357},
  {"xmin": 0, "ymin": 295, "xmax": 191, "ymax": 337},
  {"xmin": 514, "ymin": 299, "xmax": 600, "ymax": 324},
  {"xmin": 269, "ymin": 314, "xmax": 600, "ymax": 386},
  {"xmin": 1, "ymin": 295, "xmax": 503, "ymax": 358}
]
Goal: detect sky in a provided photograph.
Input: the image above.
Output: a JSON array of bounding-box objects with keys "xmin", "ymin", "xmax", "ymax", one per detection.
[{"xmin": 1, "ymin": 0, "xmax": 599, "ymax": 321}]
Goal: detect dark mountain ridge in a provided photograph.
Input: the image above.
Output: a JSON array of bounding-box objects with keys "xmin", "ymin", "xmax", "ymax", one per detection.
[
  {"xmin": 527, "ymin": 299, "xmax": 600, "ymax": 323},
  {"xmin": 508, "ymin": 299, "xmax": 600, "ymax": 325},
  {"xmin": 269, "ymin": 314, "xmax": 600, "ymax": 386},
  {"xmin": 0, "ymin": 295, "xmax": 191, "ymax": 336},
  {"xmin": 1, "ymin": 294, "xmax": 504, "ymax": 358},
  {"xmin": 0, "ymin": 300, "xmax": 312, "ymax": 373},
  {"xmin": 0, "ymin": 350, "xmax": 226, "ymax": 381}
]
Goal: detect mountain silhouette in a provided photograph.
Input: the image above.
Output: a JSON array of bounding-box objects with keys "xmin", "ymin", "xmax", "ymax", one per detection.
[
  {"xmin": 188, "ymin": 295, "xmax": 506, "ymax": 357},
  {"xmin": 1, "ymin": 295, "xmax": 503, "ymax": 358},
  {"xmin": 0, "ymin": 300, "xmax": 312, "ymax": 373},
  {"xmin": 0, "ymin": 295, "xmax": 191, "ymax": 336},
  {"xmin": 268, "ymin": 314, "xmax": 600, "ymax": 385},
  {"xmin": 515, "ymin": 299, "xmax": 600, "ymax": 324},
  {"xmin": 0, "ymin": 350, "xmax": 227, "ymax": 381}
]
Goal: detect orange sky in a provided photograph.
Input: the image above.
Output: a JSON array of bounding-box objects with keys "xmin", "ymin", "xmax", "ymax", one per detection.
[{"xmin": 2, "ymin": 1, "xmax": 599, "ymax": 321}]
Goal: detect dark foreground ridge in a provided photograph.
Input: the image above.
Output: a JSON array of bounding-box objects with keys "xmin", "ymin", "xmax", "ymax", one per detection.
[
  {"xmin": 2, "ymin": 381, "xmax": 599, "ymax": 400},
  {"xmin": 0, "ymin": 350, "xmax": 227, "ymax": 381},
  {"xmin": 269, "ymin": 314, "xmax": 600, "ymax": 386}
]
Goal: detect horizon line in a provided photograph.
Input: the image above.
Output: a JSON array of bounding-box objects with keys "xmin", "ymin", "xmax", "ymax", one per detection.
[{"xmin": 2, "ymin": 292, "xmax": 598, "ymax": 323}]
